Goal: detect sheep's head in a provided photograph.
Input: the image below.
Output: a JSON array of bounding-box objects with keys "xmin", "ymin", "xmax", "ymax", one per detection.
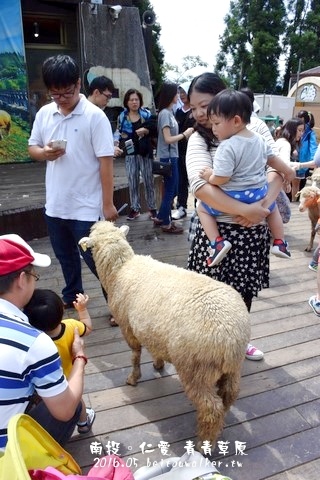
[
  {"xmin": 297, "ymin": 186, "xmax": 320, "ymax": 211},
  {"xmin": 79, "ymin": 221, "xmax": 133, "ymax": 285},
  {"xmin": 79, "ymin": 224, "xmax": 129, "ymax": 252}
]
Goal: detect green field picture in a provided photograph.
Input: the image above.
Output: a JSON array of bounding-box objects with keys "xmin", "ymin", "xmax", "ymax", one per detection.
[{"xmin": 0, "ymin": 0, "xmax": 31, "ymax": 163}]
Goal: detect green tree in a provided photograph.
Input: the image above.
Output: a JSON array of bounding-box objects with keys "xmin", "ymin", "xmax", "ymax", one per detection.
[
  {"xmin": 282, "ymin": 0, "xmax": 320, "ymax": 93},
  {"xmin": 216, "ymin": 0, "xmax": 286, "ymax": 92},
  {"xmin": 132, "ymin": 0, "xmax": 165, "ymax": 92},
  {"xmin": 163, "ymin": 55, "xmax": 209, "ymax": 83}
]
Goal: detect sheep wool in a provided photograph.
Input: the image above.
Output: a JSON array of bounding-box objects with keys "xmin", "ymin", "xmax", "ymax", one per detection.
[{"xmin": 79, "ymin": 221, "xmax": 251, "ymax": 447}]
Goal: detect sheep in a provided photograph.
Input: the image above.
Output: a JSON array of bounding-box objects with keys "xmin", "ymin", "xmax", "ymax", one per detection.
[
  {"xmin": 79, "ymin": 220, "xmax": 250, "ymax": 447},
  {"xmin": 297, "ymin": 185, "xmax": 320, "ymax": 251},
  {"xmin": 311, "ymin": 167, "xmax": 320, "ymax": 189},
  {"xmin": 0, "ymin": 110, "xmax": 11, "ymax": 140}
]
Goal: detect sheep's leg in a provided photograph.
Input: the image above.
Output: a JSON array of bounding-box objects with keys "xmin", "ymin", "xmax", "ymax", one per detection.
[
  {"xmin": 306, "ymin": 226, "xmax": 316, "ymax": 252},
  {"xmin": 177, "ymin": 364, "xmax": 225, "ymax": 448},
  {"xmin": 153, "ymin": 358, "xmax": 164, "ymax": 371},
  {"xmin": 217, "ymin": 371, "xmax": 241, "ymax": 412},
  {"xmin": 124, "ymin": 328, "xmax": 142, "ymax": 386}
]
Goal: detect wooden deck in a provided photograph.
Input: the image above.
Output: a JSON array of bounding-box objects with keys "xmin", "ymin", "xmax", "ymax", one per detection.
[{"xmin": 25, "ymin": 203, "xmax": 320, "ymax": 479}]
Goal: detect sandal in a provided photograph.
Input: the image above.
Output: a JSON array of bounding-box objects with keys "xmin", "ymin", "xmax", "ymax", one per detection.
[
  {"xmin": 153, "ymin": 218, "xmax": 163, "ymax": 226},
  {"xmin": 77, "ymin": 407, "xmax": 96, "ymax": 434},
  {"xmin": 161, "ymin": 223, "xmax": 184, "ymax": 234},
  {"xmin": 109, "ymin": 316, "xmax": 118, "ymax": 327}
]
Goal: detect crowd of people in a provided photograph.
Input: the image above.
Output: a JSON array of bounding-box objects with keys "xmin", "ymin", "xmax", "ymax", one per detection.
[{"xmin": 1, "ymin": 54, "xmax": 320, "ymax": 462}]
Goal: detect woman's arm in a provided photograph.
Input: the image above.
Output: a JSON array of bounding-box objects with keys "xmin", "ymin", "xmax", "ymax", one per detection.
[
  {"xmin": 187, "ymin": 133, "xmax": 270, "ymax": 224},
  {"xmin": 162, "ymin": 126, "xmax": 194, "ymax": 145}
]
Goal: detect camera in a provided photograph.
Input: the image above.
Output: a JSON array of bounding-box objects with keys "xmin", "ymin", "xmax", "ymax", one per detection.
[
  {"xmin": 108, "ymin": 5, "xmax": 122, "ymax": 22},
  {"xmin": 125, "ymin": 139, "xmax": 135, "ymax": 155}
]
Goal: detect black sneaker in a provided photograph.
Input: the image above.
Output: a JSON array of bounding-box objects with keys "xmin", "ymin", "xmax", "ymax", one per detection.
[{"xmin": 127, "ymin": 209, "xmax": 140, "ymax": 220}]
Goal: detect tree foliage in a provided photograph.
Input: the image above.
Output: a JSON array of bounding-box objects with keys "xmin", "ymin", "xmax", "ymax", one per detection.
[
  {"xmin": 215, "ymin": 0, "xmax": 320, "ymax": 93},
  {"xmin": 163, "ymin": 55, "xmax": 209, "ymax": 83},
  {"xmin": 132, "ymin": 0, "xmax": 165, "ymax": 92}
]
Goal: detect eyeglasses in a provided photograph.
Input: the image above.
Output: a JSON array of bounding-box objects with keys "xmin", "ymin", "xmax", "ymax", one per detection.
[
  {"xmin": 25, "ymin": 272, "xmax": 40, "ymax": 281},
  {"xmin": 101, "ymin": 92, "xmax": 113, "ymax": 100},
  {"xmin": 49, "ymin": 84, "xmax": 77, "ymax": 100}
]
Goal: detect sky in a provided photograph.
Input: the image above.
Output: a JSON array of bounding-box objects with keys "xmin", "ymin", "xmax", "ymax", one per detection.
[
  {"xmin": 150, "ymin": 0, "xmax": 231, "ymax": 77},
  {"xmin": 0, "ymin": 0, "xmax": 24, "ymax": 54}
]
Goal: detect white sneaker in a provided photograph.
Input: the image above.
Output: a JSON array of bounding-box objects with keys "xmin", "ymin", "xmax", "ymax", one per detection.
[
  {"xmin": 308, "ymin": 295, "xmax": 320, "ymax": 316},
  {"xmin": 172, "ymin": 206, "xmax": 186, "ymax": 220},
  {"xmin": 245, "ymin": 343, "xmax": 264, "ymax": 361}
]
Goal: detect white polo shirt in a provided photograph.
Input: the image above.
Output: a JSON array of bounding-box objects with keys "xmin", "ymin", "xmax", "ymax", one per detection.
[{"xmin": 28, "ymin": 94, "xmax": 114, "ymax": 221}]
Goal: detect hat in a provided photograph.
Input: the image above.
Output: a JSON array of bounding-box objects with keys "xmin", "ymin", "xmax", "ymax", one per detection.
[
  {"xmin": 0, "ymin": 234, "xmax": 51, "ymax": 276},
  {"xmin": 179, "ymin": 82, "xmax": 191, "ymax": 95}
]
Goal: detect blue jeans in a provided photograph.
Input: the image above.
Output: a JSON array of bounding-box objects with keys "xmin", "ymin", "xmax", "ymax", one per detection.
[
  {"xmin": 45, "ymin": 214, "xmax": 106, "ymax": 304},
  {"xmin": 29, "ymin": 400, "xmax": 82, "ymax": 447},
  {"xmin": 157, "ymin": 157, "xmax": 179, "ymax": 225}
]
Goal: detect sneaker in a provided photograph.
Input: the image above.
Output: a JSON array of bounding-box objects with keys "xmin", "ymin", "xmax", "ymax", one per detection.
[
  {"xmin": 126, "ymin": 209, "xmax": 140, "ymax": 221},
  {"xmin": 77, "ymin": 407, "xmax": 96, "ymax": 434},
  {"xmin": 149, "ymin": 209, "xmax": 157, "ymax": 220},
  {"xmin": 207, "ymin": 239, "xmax": 232, "ymax": 267},
  {"xmin": 309, "ymin": 261, "xmax": 318, "ymax": 272},
  {"xmin": 172, "ymin": 206, "xmax": 187, "ymax": 220},
  {"xmin": 308, "ymin": 295, "xmax": 320, "ymax": 316},
  {"xmin": 245, "ymin": 343, "xmax": 264, "ymax": 361},
  {"xmin": 271, "ymin": 240, "xmax": 291, "ymax": 259}
]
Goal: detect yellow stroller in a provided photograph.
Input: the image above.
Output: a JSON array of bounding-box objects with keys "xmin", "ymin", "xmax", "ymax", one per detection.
[{"xmin": 0, "ymin": 414, "xmax": 81, "ymax": 480}]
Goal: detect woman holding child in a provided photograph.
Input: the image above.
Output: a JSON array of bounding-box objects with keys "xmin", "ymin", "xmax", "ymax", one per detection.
[{"xmin": 186, "ymin": 73, "xmax": 295, "ymax": 361}]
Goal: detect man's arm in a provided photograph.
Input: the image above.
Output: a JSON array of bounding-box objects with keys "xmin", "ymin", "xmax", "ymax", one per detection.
[
  {"xmin": 99, "ymin": 156, "xmax": 118, "ymax": 221},
  {"xmin": 28, "ymin": 144, "xmax": 65, "ymax": 162},
  {"xmin": 41, "ymin": 328, "xmax": 86, "ymax": 421}
]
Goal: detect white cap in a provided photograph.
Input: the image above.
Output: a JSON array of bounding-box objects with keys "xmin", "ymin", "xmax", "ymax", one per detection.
[
  {"xmin": 179, "ymin": 82, "xmax": 191, "ymax": 95},
  {"xmin": 0, "ymin": 234, "xmax": 51, "ymax": 267}
]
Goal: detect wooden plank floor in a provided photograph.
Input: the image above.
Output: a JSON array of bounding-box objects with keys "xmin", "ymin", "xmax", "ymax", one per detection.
[{"xmin": 28, "ymin": 202, "xmax": 320, "ymax": 480}]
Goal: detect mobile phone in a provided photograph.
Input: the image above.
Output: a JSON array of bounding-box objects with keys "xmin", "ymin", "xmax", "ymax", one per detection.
[
  {"xmin": 124, "ymin": 139, "xmax": 134, "ymax": 155},
  {"xmin": 51, "ymin": 139, "xmax": 67, "ymax": 150}
]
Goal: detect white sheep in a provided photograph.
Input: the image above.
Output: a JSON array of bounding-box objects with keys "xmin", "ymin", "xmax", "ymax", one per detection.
[{"xmin": 79, "ymin": 221, "xmax": 250, "ymax": 446}]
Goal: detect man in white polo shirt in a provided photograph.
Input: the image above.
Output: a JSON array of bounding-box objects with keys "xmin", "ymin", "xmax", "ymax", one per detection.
[{"xmin": 28, "ymin": 55, "xmax": 118, "ymax": 314}]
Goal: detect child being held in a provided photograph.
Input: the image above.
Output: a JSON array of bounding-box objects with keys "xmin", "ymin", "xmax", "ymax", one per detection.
[
  {"xmin": 24, "ymin": 290, "xmax": 95, "ymax": 434},
  {"xmin": 197, "ymin": 89, "xmax": 291, "ymax": 267}
]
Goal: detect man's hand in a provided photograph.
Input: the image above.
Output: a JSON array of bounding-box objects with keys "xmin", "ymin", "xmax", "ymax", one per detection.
[
  {"xmin": 43, "ymin": 144, "xmax": 65, "ymax": 161},
  {"xmin": 103, "ymin": 204, "xmax": 119, "ymax": 222}
]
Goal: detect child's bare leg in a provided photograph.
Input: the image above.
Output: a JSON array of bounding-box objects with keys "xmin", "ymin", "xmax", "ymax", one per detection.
[
  {"xmin": 197, "ymin": 202, "xmax": 232, "ymax": 267},
  {"xmin": 197, "ymin": 202, "xmax": 220, "ymax": 242},
  {"xmin": 267, "ymin": 205, "xmax": 284, "ymax": 241},
  {"xmin": 268, "ymin": 205, "xmax": 291, "ymax": 259},
  {"xmin": 77, "ymin": 398, "xmax": 96, "ymax": 433},
  {"xmin": 78, "ymin": 398, "xmax": 87, "ymax": 424}
]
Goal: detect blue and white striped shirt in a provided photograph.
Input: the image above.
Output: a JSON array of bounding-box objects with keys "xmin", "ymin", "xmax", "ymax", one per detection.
[{"xmin": 0, "ymin": 299, "xmax": 67, "ymax": 450}]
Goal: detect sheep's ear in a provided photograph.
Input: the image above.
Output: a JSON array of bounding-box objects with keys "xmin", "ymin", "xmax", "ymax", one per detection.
[
  {"xmin": 78, "ymin": 236, "xmax": 93, "ymax": 252},
  {"xmin": 120, "ymin": 225, "xmax": 130, "ymax": 237}
]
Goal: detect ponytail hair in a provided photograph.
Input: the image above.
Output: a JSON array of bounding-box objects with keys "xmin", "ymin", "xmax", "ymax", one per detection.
[{"xmin": 297, "ymin": 110, "xmax": 315, "ymax": 128}]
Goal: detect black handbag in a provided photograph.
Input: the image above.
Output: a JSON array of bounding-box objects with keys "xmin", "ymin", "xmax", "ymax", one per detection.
[{"xmin": 152, "ymin": 159, "xmax": 172, "ymax": 177}]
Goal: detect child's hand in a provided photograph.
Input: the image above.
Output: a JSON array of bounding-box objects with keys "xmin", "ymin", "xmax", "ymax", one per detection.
[
  {"xmin": 73, "ymin": 293, "xmax": 89, "ymax": 312},
  {"xmin": 199, "ymin": 167, "xmax": 213, "ymax": 182}
]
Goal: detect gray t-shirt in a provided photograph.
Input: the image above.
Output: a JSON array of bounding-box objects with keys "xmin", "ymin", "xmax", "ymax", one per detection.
[
  {"xmin": 157, "ymin": 108, "xmax": 179, "ymax": 158},
  {"xmin": 214, "ymin": 131, "xmax": 273, "ymax": 191}
]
